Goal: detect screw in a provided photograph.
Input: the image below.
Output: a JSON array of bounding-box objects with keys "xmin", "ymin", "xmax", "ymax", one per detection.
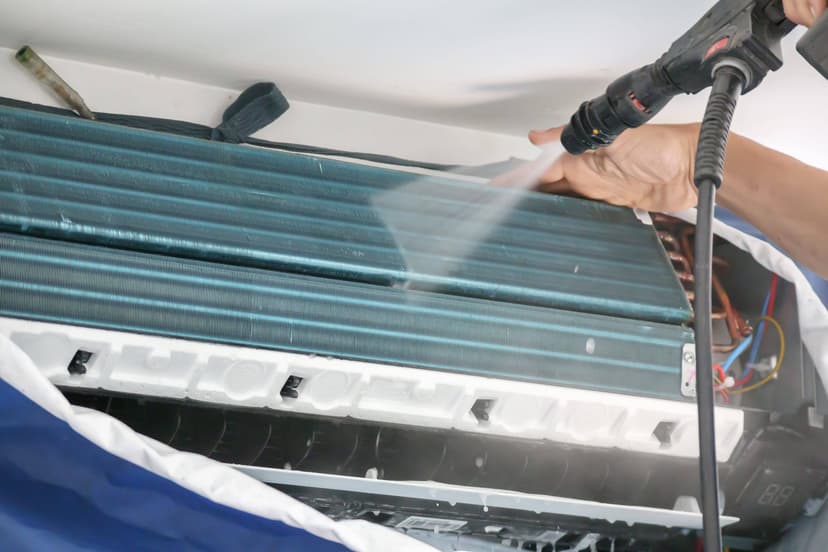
[{"xmin": 683, "ymin": 351, "xmax": 695, "ymax": 364}]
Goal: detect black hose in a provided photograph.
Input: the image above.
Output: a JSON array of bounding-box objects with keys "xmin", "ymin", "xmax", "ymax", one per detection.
[
  {"xmin": 692, "ymin": 64, "xmax": 745, "ymax": 552},
  {"xmin": 693, "ymin": 179, "xmax": 721, "ymax": 550}
]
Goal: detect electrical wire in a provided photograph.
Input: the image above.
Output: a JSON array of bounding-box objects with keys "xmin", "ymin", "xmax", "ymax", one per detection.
[
  {"xmin": 712, "ymin": 365, "xmax": 729, "ymax": 403},
  {"xmin": 729, "ymin": 315, "xmax": 785, "ymax": 395},
  {"xmin": 746, "ymin": 274, "xmax": 779, "ymax": 366},
  {"xmin": 737, "ymin": 275, "xmax": 779, "ymax": 385},
  {"xmin": 766, "ymin": 274, "xmax": 779, "ymax": 314},
  {"xmin": 732, "ymin": 368, "xmax": 754, "ymax": 388},
  {"xmin": 714, "ymin": 364, "xmax": 726, "ymax": 383},
  {"xmin": 721, "ymin": 334, "xmax": 753, "ymax": 374},
  {"xmin": 688, "ymin": 365, "xmax": 729, "ymax": 402},
  {"xmin": 738, "ymin": 293, "xmax": 769, "ymax": 384},
  {"xmin": 736, "ymin": 371, "xmax": 753, "ymax": 388}
]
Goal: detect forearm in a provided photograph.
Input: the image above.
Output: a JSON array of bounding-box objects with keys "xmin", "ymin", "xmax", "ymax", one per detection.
[{"xmin": 714, "ymin": 131, "xmax": 828, "ymax": 278}]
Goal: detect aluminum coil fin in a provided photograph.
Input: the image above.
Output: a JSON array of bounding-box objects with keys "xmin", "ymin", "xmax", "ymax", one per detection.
[
  {"xmin": 0, "ymin": 105, "xmax": 690, "ymax": 323},
  {"xmin": 0, "ymin": 234, "xmax": 692, "ymax": 400}
]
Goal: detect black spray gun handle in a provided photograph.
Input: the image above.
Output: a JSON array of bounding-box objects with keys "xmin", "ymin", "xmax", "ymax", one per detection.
[
  {"xmin": 798, "ymin": 9, "xmax": 828, "ymax": 78},
  {"xmin": 560, "ymin": 0, "xmax": 799, "ymax": 155}
]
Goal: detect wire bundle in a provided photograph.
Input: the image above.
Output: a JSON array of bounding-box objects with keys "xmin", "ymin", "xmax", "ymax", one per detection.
[{"xmin": 714, "ymin": 274, "xmax": 784, "ymax": 398}]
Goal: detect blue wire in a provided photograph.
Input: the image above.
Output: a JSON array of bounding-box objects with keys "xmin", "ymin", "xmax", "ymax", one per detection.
[
  {"xmin": 733, "ymin": 285, "xmax": 773, "ymax": 385},
  {"xmin": 722, "ymin": 334, "xmax": 754, "ymax": 374},
  {"xmin": 747, "ymin": 289, "xmax": 773, "ymax": 366}
]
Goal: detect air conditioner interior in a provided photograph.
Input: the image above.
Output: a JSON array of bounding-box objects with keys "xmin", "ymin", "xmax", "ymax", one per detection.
[
  {"xmin": 54, "ymin": 235, "xmax": 828, "ymax": 552},
  {"xmin": 1, "ymin": 104, "xmax": 827, "ymax": 551}
]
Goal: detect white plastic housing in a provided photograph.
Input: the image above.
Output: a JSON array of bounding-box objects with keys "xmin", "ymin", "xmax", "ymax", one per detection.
[{"xmin": 1, "ymin": 317, "xmax": 744, "ymax": 461}]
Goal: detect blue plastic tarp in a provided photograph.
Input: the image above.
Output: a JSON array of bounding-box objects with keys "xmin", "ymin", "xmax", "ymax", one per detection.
[{"xmin": 0, "ymin": 336, "xmax": 432, "ymax": 552}]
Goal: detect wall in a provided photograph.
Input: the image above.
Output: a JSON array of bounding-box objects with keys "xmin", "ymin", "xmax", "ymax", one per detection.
[
  {"xmin": 0, "ymin": 47, "xmax": 534, "ymax": 166},
  {"xmin": 0, "ymin": 0, "xmax": 826, "ymax": 169}
]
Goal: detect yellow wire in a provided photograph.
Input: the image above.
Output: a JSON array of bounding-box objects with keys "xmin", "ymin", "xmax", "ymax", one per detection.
[{"xmin": 729, "ymin": 315, "xmax": 785, "ymax": 395}]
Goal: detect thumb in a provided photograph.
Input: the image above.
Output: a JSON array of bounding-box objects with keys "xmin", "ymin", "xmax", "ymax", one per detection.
[{"xmin": 529, "ymin": 126, "xmax": 564, "ymax": 146}]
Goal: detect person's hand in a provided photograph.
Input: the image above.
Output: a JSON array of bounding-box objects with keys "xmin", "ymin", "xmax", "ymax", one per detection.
[
  {"xmin": 528, "ymin": 124, "xmax": 700, "ymax": 212},
  {"xmin": 783, "ymin": 0, "xmax": 827, "ymax": 26}
]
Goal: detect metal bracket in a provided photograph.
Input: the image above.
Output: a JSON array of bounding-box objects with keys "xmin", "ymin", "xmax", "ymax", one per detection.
[{"xmin": 681, "ymin": 343, "xmax": 697, "ymax": 398}]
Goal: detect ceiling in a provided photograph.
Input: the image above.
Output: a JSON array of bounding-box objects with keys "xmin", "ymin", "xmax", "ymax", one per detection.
[{"xmin": 1, "ymin": 0, "xmax": 826, "ymax": 166}]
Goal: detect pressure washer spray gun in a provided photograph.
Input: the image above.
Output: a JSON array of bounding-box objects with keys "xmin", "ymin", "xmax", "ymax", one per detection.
[{"xmin": 557, "ymin": 2, "xmax": 827, "ymax": 549}]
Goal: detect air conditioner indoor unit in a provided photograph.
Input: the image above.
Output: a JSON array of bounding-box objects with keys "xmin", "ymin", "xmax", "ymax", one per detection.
[{"xmin": 2, "ymin": 103, "xmax": 826, "ymax": 551}]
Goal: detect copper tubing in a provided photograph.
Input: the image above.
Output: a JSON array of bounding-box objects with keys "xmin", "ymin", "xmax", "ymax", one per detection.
[
  {"xmin": 666, "ymin": 250, "xmax": 692, "ymax": 273},
  {"xmin": 711, "ymin": 276, "xmax": 744, "ymax": 351},
  {"xmin": 711, "ymin": 308, "xmax": 727, "ymax": 320},
  {"xmin": 658, "ymin": 230, "xmax": 696, "ymax": 307},
  {"xmin": 712, "ymin": 256, "xmax": 730, "ymax": 270},
  {"xmin": 658, "ymin": 226, "xmax": 724, "ymax": 324},
  {"xmin": 733, "ymin": 306, "xmax": 752, "ymax": 337},
  {"xmin": 652, "ymin": 213, "xmax": 683, "ymax": 227},
  {"xmin": 655, "ymin": 218, "xmax": 751, "ymax": 352},
  {"xmin": 657, "ymin": 231, "xmax": 679, "ymax": 249},
  {"xmin": 679, "ymin": 225, "xmax": 752, "ymax": 351}
]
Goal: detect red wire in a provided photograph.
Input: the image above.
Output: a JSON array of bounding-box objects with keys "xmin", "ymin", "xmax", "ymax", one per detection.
[
  {"xmin": 733, "ymin": 370, "xmax": 753, "ymax": 387},
  {"xmin": 697, "ymin": 536, "xmax": 704, "ymax": 552},
  {"xmin": 733, "ymin": 273, "xmax": 780, "ymax": 389},
  {"xmin": 714, "ymin": 364, "xmax": 726, "ymax": 383},
  {"xmin": 713, "ymin": 364, "xmax": 729, "ymax": 403},
  {"xmin": 766, "ymin": 273, "xmax": 779, "ymax": 317}
]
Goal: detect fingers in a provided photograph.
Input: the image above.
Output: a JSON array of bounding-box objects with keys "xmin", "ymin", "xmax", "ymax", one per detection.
[
  {"xmin": 489, "ymin": 152, "xmax": 564, "ymax": 188},
  {"xmin": 534, "ymin": 157, "xmax": 569, "ymax": 194},
  {"xmin": 538, "ymin": 179, "xmax": 624, "ymax": 206},
  {"xmin": 536, "ymin": 179, "xmax": 573, "ymax": 194},
  {"xmin": 541, "ymin": 156, "xmax": 566, "ymax": 183},
  {"xmin": 783, "ymin": 0, "xmax": 826, "ymax": 25},
  {"xmin": 783, "ymin": 0, "xmax": 806, "ymax": 25},
  {"xmin": 529, "ymin": 126, "xmax": 564, "ymax": 146},
  {"xmin": 811, "ymin": 0, "xmax": 828, "ymax": 21}
]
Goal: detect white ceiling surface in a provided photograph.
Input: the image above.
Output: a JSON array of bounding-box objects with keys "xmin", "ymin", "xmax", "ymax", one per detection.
[{"xmin": 0, "ymin": 0, "xmax": 826, "ymax": 167}]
